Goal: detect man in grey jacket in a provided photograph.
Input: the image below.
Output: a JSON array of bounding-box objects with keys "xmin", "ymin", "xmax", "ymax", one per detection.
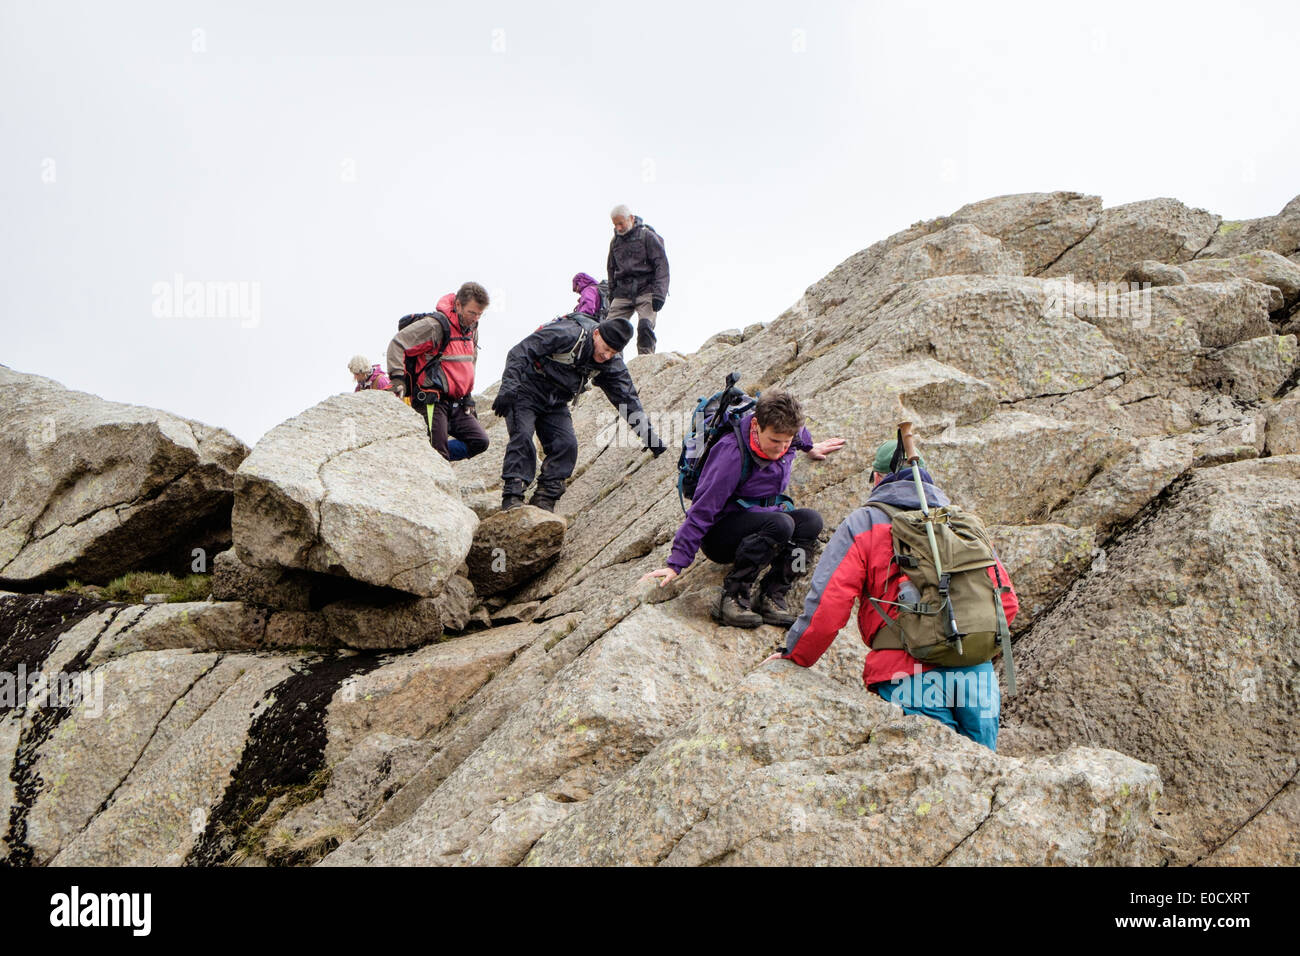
[{"xmin": 606, "ymin": 205, "xmax": 669, "ymax": 355}]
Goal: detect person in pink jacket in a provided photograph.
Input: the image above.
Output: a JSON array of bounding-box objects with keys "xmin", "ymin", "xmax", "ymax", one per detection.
[
  {"xmin": 348, "ymin": 356, "xmax": 391, "ymax": 391},
  {"xmin": 572, "ymin": 272, "xmax": 603, "ymax": 317}
]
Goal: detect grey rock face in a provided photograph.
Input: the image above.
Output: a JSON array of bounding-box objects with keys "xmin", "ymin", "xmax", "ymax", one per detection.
[
  {"xmin": 0, "ymin": 366, "xmax": 248, "ymax": 586},
  {"xmin": 1003, "ymin": 456, "xmax": 1300, "ymax": 864},
  {"xmin": 7, "ymin": 190, "xmax": 1297, "ymax": 869},
  {"xmin": 233, "ymin": 391, "xmax": 477, "ymax": 597},
  {"xmin": 465, "ymin": 506, "xmax": 566, "ymax": 597}
]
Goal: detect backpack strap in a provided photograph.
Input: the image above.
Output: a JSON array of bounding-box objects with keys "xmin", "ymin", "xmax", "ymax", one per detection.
[
  {"xmin": 863, "ymin": 505, "xmax": 908, "ymax": 652},
  {"xmin": 735, "ymin": 419, "xmax": 753, "ymax": 483},
  {"xmin": 545, "ymin": 316, "xmax": 596, "ymax": 367},
  {"xmin": 866, "ymin": 597, "xmax": 907, "ymax": 649},
  {"xmin": 538, "ymin": 316, "xmax": 601, "ymax": 406},
  {"xmin": 867, "ymin": 559, "xmax": 938, "ymax": 651},
  {"xmin": 404, "ymin": 311, "xmax": 455, "ymax": 398},
  {"xmin": 992, "ymin": 562, "xmax": 1016, "ymax": 695},
  {"xmin": 735, "ymin": 494, "xmax": 795, "ymax": 511},
  {"xmin": 433, "ymin": 311, "xmax": 453, "ymax": 359}
]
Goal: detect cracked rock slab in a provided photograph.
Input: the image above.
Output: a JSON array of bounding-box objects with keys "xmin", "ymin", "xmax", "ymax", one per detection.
[
  {"xmin": 1197, "ymin": 194, "xmax": 1300, "ymax": 263},
  {"xmin": 52, "ymin": 654, "xmax": 297, "ymax": 866},
  {"xmin": 1042, "ymin": 198, "xmax": 1221, "ymax": 282},
  {"xmin": 523, "ymin": 666, "xmax": 1161, "ymax": 866},
  {"xmin": 233, "ymin": 391, "xmax": 477, "ymax": 597},
  {"xmin": 1265, "ymin": 391, "xmax": 1300, "ymax": 455},
  {"xmin": 325, "ymin": 603, "xmax": 771, "ymax": 865},
  {"xmin": 0, "ymin": 366, "xmax": 248, "ymax": 586},
  {"xmin": 909, "ymin": 411, "xmax": 1134, "ymax": 526},
  {"xmin": 1049, "ymin": 435, "xmax": 1194, "ymax": 535},
  {"xmin": 1182, "ymin": 250, "xmax": 1300, "ymax": 309},
  {"xmin": 466, "ymin": 506, "xmax": 566, "ymax": 596},
  {"xmin": 1003, "ymin": 455, "xmax": 1300, "ymax": 864},
  {"xmin": 322, "ymin": 619, "xmax": 548, "ymax": 763},
  {"xmin": 21, "ymin": 649, "xmax": 224, "ymax": 864},
  {"xmin": 988, "ymin": 524, "xmax": 1096, "ymax": 628},
  {"xmin": 1194, "ymin": 334, "xmax": 1297, "ymax": 402},
  {"xmin": 949, "ymin": 191, "xmax": 1102, "ymax": 275}
]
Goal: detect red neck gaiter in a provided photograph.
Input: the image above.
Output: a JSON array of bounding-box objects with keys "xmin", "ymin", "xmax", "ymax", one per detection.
[{"xmin": 748, "ymin": 419, "xmax": 779, "ymax": 461}]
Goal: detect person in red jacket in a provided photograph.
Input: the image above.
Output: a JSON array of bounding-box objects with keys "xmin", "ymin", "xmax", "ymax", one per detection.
[
  {"xmin": 772, "ymin": 439, "xmax": 1019, "ymax": 750},
  {"xmin": 386, "ymin": 282, "xmax": 490, "ymax": 461}
]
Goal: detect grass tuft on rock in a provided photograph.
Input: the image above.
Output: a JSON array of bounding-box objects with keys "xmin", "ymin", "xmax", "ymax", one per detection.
[{"xmin": 61, "ymin": 572, "xmax": 212, "ymax": 604}]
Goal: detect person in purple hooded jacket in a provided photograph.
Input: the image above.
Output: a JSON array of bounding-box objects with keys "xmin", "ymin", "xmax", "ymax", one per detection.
[
  {"xmin": 571, "ymin": 272, "xmax": 603, "ymax": 317},
  {"xmin": 641, "ymin": 390, "xmax": 845, "ymax": 628}
]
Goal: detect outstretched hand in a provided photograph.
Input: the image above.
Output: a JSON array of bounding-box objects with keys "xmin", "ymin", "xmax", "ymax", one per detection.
[
  {"xmin": 639, "ymin": 567, "xmax": 679, "ymax": 588},
  {"xmin": 807, "ymin": 437, "xmax": 846, "ymax": 461},
  {"xmin": 760, "ymin": 651, "xmax": 786, "ymax": 665}
]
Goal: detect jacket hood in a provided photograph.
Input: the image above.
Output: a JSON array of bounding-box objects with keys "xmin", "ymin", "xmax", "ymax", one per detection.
[
  {"xmin": 614, "ymin": 215, "xmax": 645, "ymax": 238},
  {"xmin": 572, "ymin": 272, "xmax": 597, "ymax": 292},
  {"xmin": 866, "ymin": 467, "xmax": 950, "ymax": 511},
  {"xmin": 438, "ymin": 291, "xmax": 473, "ymax": 332}
]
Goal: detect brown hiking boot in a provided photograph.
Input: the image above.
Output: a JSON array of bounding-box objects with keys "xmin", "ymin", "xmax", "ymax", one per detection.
[
  {"xmin": 528, "ymin": 495, "xmax": 557, "ymax": 513},
  {"xmin": 712, "ymin": 591, "xmax": 763, "ymax": 628},
  {"xmin": 501, "ymin": 493, "xmax": 525, "ymax": 511},
  {"xmin": 753, "ymin": 591, "xmax": 797, "ymax": 628}
]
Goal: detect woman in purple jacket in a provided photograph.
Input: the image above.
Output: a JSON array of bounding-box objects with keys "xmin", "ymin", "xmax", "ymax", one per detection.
[
  {"xmin": 572, "ymin": 272, "xmax": 602, "ymax": 317},
  {"xmin": 642, "ymin": 390, "xmax": 845, "ymax": 628}
]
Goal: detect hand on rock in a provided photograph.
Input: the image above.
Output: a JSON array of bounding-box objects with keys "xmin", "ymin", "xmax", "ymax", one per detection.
[
  {"xmin": 639, "ymin": 567, "xmax": 678, "ymax": 588},
  {"xmin": 807, "ymin": 437, "xmax": 846, "ymax": 461}
]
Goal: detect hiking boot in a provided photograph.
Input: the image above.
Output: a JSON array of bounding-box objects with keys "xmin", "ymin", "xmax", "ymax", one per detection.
[
  {"xmin": 753, "ymin": 591, "xmax": 797, "ymax": 628},
  {"xmin": 712, "ymin": 591, "xmax": 763, "ymax": 629},
  {"xmin": 501, "ymin": 493, "xmax": 525, "ymax": 512},
  {"xmin": 528, "ymin": 495, "xmax": 557, "ymax": 513}
]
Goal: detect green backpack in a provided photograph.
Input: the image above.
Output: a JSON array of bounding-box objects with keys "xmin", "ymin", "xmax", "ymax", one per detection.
[{"xmin": 866, "ymin": 501, "xmax": 1016, "ymax": 690}]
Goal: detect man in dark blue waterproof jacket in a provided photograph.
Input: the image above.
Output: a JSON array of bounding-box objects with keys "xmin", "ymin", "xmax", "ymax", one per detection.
[
  {"xmin": 492, "ymin": 316, "xmax": 666, "ymax": 512},
  {"xmin": 641, "ymin": 390, "xmax": 844, "ymax": 627}
]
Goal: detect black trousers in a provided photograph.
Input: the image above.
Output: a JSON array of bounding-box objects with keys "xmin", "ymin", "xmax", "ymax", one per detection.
[
  {"xmin": 501, "ymin": 397, "xmax": 578, "ymax": 500},
  {"xmin": 412, "ymin": 396, "xmax": 490, "ymax": 461},
  {"xmin": 701, "ymin": 507, "xmax": 823, "ymax": 601}
]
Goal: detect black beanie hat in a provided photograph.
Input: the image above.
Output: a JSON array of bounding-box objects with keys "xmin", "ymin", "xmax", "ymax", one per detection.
[{"xmin": 596, "ymin": 318, "xmax": 633, "ymax": 352}]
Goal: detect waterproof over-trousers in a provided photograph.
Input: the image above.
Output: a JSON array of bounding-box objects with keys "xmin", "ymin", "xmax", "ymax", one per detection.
[
  {"xmin": 501, "ymin": 395, "xmax": 579, "ymax": 501},
  {"xmin": 875, "ymin": 662, "xmax": 1001, "ymax": 751},
  {"xmin": 701, "ymin": 508, "xmax": 823, "ymax": 602},
  {"xmin": 413, "ymin": 396, "xmax": 489, "ymax": 462}
]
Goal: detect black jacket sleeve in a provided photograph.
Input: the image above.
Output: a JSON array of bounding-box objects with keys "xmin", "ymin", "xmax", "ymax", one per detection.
[
  {"xmin": 594, "ymin": 360, "xmax": 666, "ymax": 453},
  {"xmin": 645, "ymin": 229, "xmax": 669, "ymax": 300},
  {"xmin": 606, "ymin": 239, "xmax": 618, "ymax": 293},
  {"xmin": 501, "ymin": 323, "xmax": 580, "ymax": 395}
]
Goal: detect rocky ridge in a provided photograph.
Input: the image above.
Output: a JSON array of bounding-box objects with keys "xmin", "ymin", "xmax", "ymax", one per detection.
[{"xmin": 1, "ymin": 190, "xmax": 1297, "ymax": 866}]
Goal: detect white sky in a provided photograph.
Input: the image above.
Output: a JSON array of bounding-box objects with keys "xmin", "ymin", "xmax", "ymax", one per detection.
[{"xmin": 3, "ymin": 0, "xmax": 1297, "ymax": 444}]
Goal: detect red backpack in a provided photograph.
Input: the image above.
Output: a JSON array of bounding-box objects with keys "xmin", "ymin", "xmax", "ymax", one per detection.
[{"xmin": 398, "ymin": 311, "xmax": 477, "ymax": 400}]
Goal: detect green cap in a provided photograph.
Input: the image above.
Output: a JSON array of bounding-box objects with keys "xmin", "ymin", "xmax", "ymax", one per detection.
[{"xmin": 873, "ymin": 439, "xmax": 924, "ymax": 475}]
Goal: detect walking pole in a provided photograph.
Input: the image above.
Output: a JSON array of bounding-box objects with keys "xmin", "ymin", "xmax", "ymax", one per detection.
[{"xmin": 897, "ymin": 422, "xmax": 964, "ymax": 656}]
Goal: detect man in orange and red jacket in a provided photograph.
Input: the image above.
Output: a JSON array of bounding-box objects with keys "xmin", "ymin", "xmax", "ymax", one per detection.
[
  {"xmin": 386, "ymin": 282, "xmax": 490, "ymax": 461},
  {"xmin": 774, "ymin": 439, "xmax": 1019, "ymax": 750}
]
